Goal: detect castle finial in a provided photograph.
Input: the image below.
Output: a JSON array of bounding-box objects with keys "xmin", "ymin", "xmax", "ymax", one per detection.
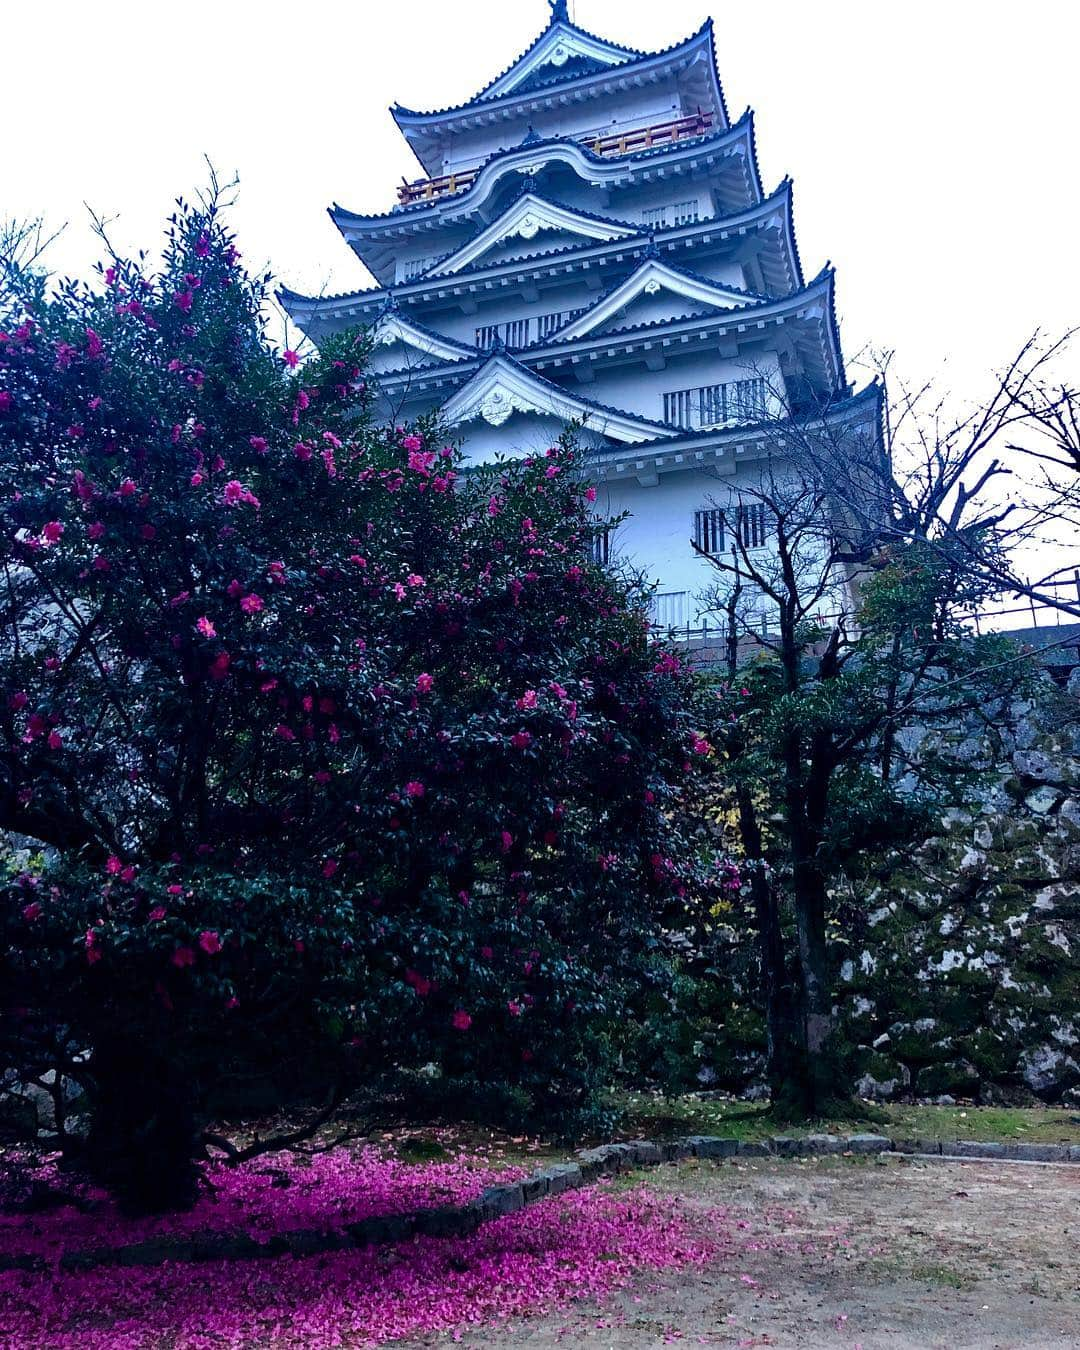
[{"xmin": 548, "ymin": 0, "xmax": 569, "ymax": 22}]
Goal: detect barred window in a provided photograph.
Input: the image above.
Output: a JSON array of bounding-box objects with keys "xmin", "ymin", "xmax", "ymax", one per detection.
[
  {"xmin": 651, "ymin": 591, "xmax": 688, "ymax": 628},
  {"xmin": 399, "ymin": 256, "xmax": 434, "ymax": 283},
  {"xmin": 663, "ymin": 378, "xmax": 768, "ymax": 430},
  {"xmin": 693, "ymin": 507, "xmax": 725, "ymax": 556},
  {"xmin": 693, "ymin": 503, "xmax": 768, "ymax": 554},
  {"xmin": 671, "ymin": 199, "xmax": 700, "ymax": 226},
  {"xmin": 642, "ymin": 206, "xmax": 668, "ymax": 228},
  {"xmin": 590, "ymin": 527, "xmax": 611, "ymax": 565}
]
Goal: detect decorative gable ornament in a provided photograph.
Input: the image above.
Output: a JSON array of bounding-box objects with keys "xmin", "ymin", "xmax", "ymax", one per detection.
[
  {"xmin": 427, "ymin": 194, "xmax": 638, "ymax": 278},
  {"xmin": 440, "ymin": 353, "xmax": 666, "ymax": 443},
  {"xmin": 552, "ymin": 258, "xmax": 754, "ymax": 342},
  {"xmin": 369, "ymin": 312, "xmax": 472, "ymax": 364}
]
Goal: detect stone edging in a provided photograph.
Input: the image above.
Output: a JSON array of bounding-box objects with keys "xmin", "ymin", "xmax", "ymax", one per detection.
[{"xmin": 13, "ymin": 1132, "xmax": 1075, "ymax": 1275}]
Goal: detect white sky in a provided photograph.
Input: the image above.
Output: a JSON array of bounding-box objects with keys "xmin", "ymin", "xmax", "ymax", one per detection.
[{"xmin": 6, "ymin": 0, "xmax": 1078, "ymax": 404}]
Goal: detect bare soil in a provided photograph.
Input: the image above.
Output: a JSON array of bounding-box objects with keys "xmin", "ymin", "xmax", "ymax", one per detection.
[{"xmin": 418, "ymin": 1154, "xmax": 1080, "ymax": 1349}]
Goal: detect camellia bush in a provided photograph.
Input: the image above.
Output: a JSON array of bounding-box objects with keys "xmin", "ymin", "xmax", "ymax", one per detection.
[{"xmin": 0, "ymin": 188, "xmax": 724, "ymax": 1209}]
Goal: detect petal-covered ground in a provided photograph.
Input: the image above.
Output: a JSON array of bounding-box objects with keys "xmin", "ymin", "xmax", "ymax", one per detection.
[
  {"xmin": 0, "ymin": 1144, "xmax": 527, "ymax": 1264},
  {"xmin": 0, "ymin": 1178, "xmax": 720, "ymax": 1349}
]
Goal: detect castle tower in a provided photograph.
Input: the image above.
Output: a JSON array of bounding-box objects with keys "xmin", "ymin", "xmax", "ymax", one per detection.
[{"xmin": 281, "ymin": 2, "xmax": 881, "ymax": 632}]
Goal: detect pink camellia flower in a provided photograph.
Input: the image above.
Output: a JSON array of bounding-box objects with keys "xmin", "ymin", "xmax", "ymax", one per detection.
[
  {"xmin": 274, "ymin": 724, "xmax": 296, "ymax": 742},
  {"xmin": 405, "ymin": 780, "xmax": 425, "ymax": 799},
  {"xmin": 517, "ymin": 689, "xmax": 538, "ymax": 710},
  {"xmin": 222, "ymin": 480, "xmax": 244, "ymax": 505},
  {"xmin": 407, "ymin": 573, "xmax": 425, "ymax": 588},
  {"xmin": 239, "ymin": 593, "xmax": 264, "ymax": 615},
  {"xmin": 415, "ymin": 672, "xmax": 433, "ymax": 693},
  {"xmin": 209, "ymin": 651, "xmax": 231, "ymax": 680},
  {"xmin": 148, "ymin": 907, "xmax": 167, "ymax": 922},
  {"xmin": 171, "ymin": 945, "xmax": 196, "ymax": 968},
  {"xmin": 293, "ymin": 441, "xmax": 313, "ymax": 462},
  {"xmin": 401, "ymin": 434, "xmax": 423, "ymax": 453},
  {"xmin": 198, "ymin": 929, "xmax": 221, "ymax": 955},
  {"xmin": 321, "ymin": 859, "xmax": 338, "ymax": 878},
  {"xmin": 282, "ymin": 349, "xmax": 300, "ymax": 368},
  {"xmin": 584, "ymin": 485, "xmax": 598, "ymax": 502},
  {"xmin": 225, "ymin": 995, "xmax": 240, "ymax": 1009},
  {"xmin": 451, "ymin": 1009, "xmax": 472, "ymax": 1031},
  {"xmin": 167, "ymin": 884, "xmax": 184, "ymax": 894},
  {"xmin": 105, "ymin": 855, "xmax": 122, "ymax": 875},
  {"xmin": 22, "ymin": 901, "xmax": 41, "ymax": 921},
  {"xmin": 41, "ymin": 520, "xmax": 64, "ymax": 545},
  {"xmin": 46, "ymin": 730, "xmax": 62, "ymax": 750},
  {"xmin": 507, "ymin": 1000, "xmax": 523, "ymax": 1017},
  {"xmin": 0, "ymin": 391, "xmax": 12, "ymax": 413},
  {"xmin": 690, "ymin": 734, "xmax": 712, "ymax": 756},
  {"xmin": 173, "ymin": 290, "xmax": 194, "ymax": 313},
  {"xmin": 249, "ymin": 435, "xmax": 268, "ymax": 454},
  {"xmin": 510, "ymin": 730, "xmax": 532, "ymax": 751},
  {"xmin": 195, "ymin": 616, "xmax": 216, "ymax": 639},
  {"xmin": 500, "ymin": 830, "xmax": 514, "ymax": 854},
  {"xmin": 118, "ymin": 478, "xmax": 136, "ymax": 497},
  {"xmin": 10, "ymin": 690, "xmax": 28, "ymax": 710},
  {"xmin": 404, "ymin": 968, "xmax": 432, "ymax": 997}
]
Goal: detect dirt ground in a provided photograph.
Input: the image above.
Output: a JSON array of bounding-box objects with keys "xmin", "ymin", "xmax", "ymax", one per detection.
[{"xmin": 421, "ymin": 1154, "xmax": 1080, "ymax": 1349}]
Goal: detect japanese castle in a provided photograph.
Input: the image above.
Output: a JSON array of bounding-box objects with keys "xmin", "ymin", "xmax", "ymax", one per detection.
[{"xmin": 281, "ymin": 0, "xmax": 881, "ymax": 632}]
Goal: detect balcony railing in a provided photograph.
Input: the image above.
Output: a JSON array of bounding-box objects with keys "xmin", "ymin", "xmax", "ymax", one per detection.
[{"xmin": 397, "ymin": 110, "xmax": 715, "ymax": 205}]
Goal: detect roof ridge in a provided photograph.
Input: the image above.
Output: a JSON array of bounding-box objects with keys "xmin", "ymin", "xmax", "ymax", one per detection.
[{"xmin": 392, "ymin": 19, "xmax": 712, "ymax": 123}]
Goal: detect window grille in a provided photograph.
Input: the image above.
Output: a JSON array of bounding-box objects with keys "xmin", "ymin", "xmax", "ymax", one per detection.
[
  {"xmin": 642, "ymin": 206, "xmax": 668, "ymax": 228},
  {"xmin": 663, "ymin": 377, "xmax": 768, "ymax": 430},
  {"xmin": 476, "ymin": 307, "xmax": 588, "ymax": 348},
  {"xmin": 590, "ymin": 527, "xmax": 611, "ymax": 565},
  {"xmin": 671, "ymin": 199, "xmax": 700, "ymax": 226},
  {"xmin": 399, "ymin": 256, "xmax": 433, "ymax": 282},
  {"xmin": 693, "ymin": 504, "xmax": 768, "ymax": 555},
  {"xmin": 651, "ymin": 591, "xmax": 688, "ymax": 628},
  {"xmin": 693, "ymin": 507, "xmax": 725, "ymax": 556}
]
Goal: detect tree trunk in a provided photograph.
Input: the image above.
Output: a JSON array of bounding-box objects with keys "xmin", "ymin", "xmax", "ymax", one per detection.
[{"xmin": 82, "ymin": 1034, "xmax": 203, "ymax": 1214}]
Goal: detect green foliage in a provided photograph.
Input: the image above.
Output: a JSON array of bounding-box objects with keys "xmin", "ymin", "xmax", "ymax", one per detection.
[{"xmin": 0, "ymin": 188, "xmax": 725, "ymax": 1206}]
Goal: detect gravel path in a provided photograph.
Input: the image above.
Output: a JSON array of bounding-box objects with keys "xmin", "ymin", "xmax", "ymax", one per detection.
[{"xmin": 421, "ymin": 1153, "xmax": 1080, "ymax": 1348}]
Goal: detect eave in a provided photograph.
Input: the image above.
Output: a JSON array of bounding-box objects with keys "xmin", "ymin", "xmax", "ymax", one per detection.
[
  {"xmin": 277, "ymin": 179, "xmax": 802, "ymax": 337},
  {"xmin": 331, "ymin": 110, "xmax": 760, "ymax": 249}
]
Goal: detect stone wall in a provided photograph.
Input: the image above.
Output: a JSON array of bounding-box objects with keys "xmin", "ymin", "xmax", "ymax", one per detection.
[{"xmin": 839, "ymin": 671, "xmax": 1080, "ymax": 1104}]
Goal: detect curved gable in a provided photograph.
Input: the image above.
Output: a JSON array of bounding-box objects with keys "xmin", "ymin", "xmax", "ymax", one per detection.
[
  {"xmin": 440, "ymin": 353, "xmax": 666, "ymax": 444},
  {"xmin": 427, "ymin": 194, "xmax": 639, "ymax": 278},
  {"xmin": 551, "ymin": 259, "xmax": 760, "ymax": 343}
]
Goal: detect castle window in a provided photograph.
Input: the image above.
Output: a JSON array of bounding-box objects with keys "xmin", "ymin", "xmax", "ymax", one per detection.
[
  {"xmin": 671, "ymin": 199, "xmax": 700, "ymax": 226},
  {"xmin": 590, "ymin": 526, "xmax": 611, "ymax": 565},
  {"xmin": 693, "ymin": 507, "xmax": 725, "ymax": 556},
  {"xmin": 663, "ymin": 377, "xmax": 768, "ymax": 430},
  {"xmin": 399, "ymin": 256, "xmax": 434, "ymax": 283},
  {"xmin": 651, "ymin": 591, "xmax": 688, "ymax": 628},
  {"xmin": 642, "ymin": 206, "xmax": 668, "ymax": 229},
  {"xmin": 693, "ymin": 503, "xmax": 768, "ymax": 555}
]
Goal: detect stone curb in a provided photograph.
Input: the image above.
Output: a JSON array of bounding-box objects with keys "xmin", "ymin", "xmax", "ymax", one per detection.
[{"xmin": 52, "ymin": 1133, "xmax": 1080, "ymax": 1272}]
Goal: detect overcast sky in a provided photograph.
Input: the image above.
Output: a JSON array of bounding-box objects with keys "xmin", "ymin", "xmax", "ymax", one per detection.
[{"xmin": 7, "ymin": 0, "xmax": 1078, "ymax": 405}]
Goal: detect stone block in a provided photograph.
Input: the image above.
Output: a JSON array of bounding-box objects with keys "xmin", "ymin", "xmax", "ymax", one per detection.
[
  {"xmin": 535, "ymin": 1163, "xmax": 582, "ymax": 1195},
  {"xmin": 736, "ymin": 1141, "xmax": 771, "ymax": 1157},
  {"xmin": 1002, "ymin": 1143, "xmax": 1069, "ymax": 1162},
  {"xmin": 478, "ymin": 1183, "xmax": 524, "ymax": 1218},
  {"xmin": 769, "ymin": 1135, "xmax": 802, "ymax": 1156},
  {"xmin": 948, "ymin": 1140, "xmax": 1006, "ymax": 1159},
  {"xmin": 803, "ymin": 1133, "xmax": 844, "ymax": 1154},
  {"xmin": 844, "ymin": 1133, "xmax": 892, "ymax": 1154},
  {"xmin": 625, "ymin": 1140, "xmax": 662, "ymax": 1165},
  {"xmin": 685, "ymin": 1135, "xmax": 739, "ymax": 1159},
  {"xmin": 346, "ymin": 1213, "xmax": 417, "ymax": 1247}
]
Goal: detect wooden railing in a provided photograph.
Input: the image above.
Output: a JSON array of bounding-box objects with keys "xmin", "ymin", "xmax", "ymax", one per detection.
[{"xmin": 396, "ymin": 110, "xmax": 715, "ymax": 205}]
